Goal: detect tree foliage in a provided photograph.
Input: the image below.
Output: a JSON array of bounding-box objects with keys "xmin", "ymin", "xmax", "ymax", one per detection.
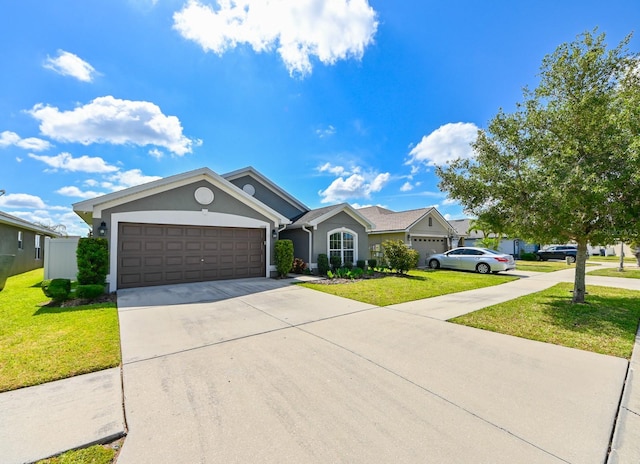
[
  {"xmin": 436, "ymin": 30, "xmax": 640, "ymax": 303},
  {"xmin": 77, "ymin": 238, "xmax": 109, "ymax": 285},
  {"xmin": 274, "ymin": 239, "xmax": 294, "ymax": 278}
]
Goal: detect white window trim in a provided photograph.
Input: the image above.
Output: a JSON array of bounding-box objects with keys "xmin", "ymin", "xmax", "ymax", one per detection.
[
  {"xmin": 17, "ymin": 231, "xmax": 23, "ymax": 250},
  {"xmin": 327, "ymin": 227, "xmax": 358, "ymax": 264},
  {"xmin": 35, "ymin": 234, "xmax": 41, "ymax": 260}
]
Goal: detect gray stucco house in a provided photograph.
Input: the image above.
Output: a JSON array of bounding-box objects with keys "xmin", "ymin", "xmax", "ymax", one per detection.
[
  {"xmin": 0, "ymin": 210, "xmax": 59, "ymax": 277},
  {"xmin": 73, "ymin": 167, "xmax": 372, "ymax": 291},
  {"xmin": 357, "ymin": 206, "xmax": 460, "ymax": 266}
]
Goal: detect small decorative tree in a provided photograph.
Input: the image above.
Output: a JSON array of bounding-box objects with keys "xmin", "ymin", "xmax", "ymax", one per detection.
[
  {"xmin": 317, "ymin": 254, "xmax": 329, "ymax": 275},
  {"xmin": 76, "ymin": 238, "xmax": 109, "ymax": 285},
  {"xmin": 382, "ymin": 240, "xmax": 419, "ymax": 275},
  {"xmin": 274, "ymin": 239, "xmax": 294, "ymax": 278}
]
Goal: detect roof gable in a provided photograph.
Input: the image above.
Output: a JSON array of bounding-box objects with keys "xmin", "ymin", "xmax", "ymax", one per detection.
[
  {"xmin": 289, "ymin": 203, "xmax": 373, "ymax": 230},
  {"xmin": 223, "ymin": 167, "xmax": 309, "ymax": 216},
  {"xmin": 73, "ymin": 167, "xmax": 290, "ymax": 225}
]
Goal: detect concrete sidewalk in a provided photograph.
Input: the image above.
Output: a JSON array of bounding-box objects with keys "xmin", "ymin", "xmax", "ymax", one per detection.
[
  {"xmin": 1, "ymin": 267, "xmax": 638, "ymax": 463},
  {"xmin": 0, "ymin": 368, "xmax": 125, "ymax": 464}
]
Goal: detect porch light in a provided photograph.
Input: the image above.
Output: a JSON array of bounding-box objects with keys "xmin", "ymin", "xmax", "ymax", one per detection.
[
  {"xmin": 98, "ymin": 221, "xmax": 108, "ymax": 237},
  {"xmin": 272, "ymin": 229, "xmax": 277, "ymax": 239}
]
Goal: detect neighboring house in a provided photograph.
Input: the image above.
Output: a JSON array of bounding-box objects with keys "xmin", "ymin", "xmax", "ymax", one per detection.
[
  {"xmin": 73, "ymin": 166, "xmax": 372, "ymax": 292},
  {"xmin": 0, "ymin": 210, "xmax": 59, "ymax": 276},
  {"xmin": 357, "ymin": 206, "xmax": 459, "ymax": 266},
  {"xmin": 448, "ymin": 218, "xmax": 536, "ymax": 256}
]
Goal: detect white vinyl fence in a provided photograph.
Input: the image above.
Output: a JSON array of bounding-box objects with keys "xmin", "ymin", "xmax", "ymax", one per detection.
[{"xmin": 44, "ymin": 236, "xmax": 80, "ymax": 280}]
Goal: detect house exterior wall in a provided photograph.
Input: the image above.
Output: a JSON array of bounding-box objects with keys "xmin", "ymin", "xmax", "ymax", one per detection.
[
  {"xmin": 409, "ymin": 214, "xmax": 450, "ymax": 237},
  {"xmin": 98, "ymin": 180, "xmax": 280, "ymax": 289},
  {"xmin": 227, "ymin": 174, "xmax": 306, "ymax": 220},
  {"xmin": 0, "ymin": 223, "xmax": 46, "ymax": 276},
  {"xmin": 368, "ymin": 232, "xmax": 406, "ymax": 264},
  {"xmin": 311, "ymin": 212, "xmax": 369, "ymax": 265},
  {"xmin": 279, "ymin": 228, "xmax": 311, "ymax": 265}
]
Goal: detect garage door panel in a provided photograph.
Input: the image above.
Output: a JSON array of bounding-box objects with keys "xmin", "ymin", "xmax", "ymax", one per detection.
[{"xmin": 118, "ymin": 223, "xmax": 265, "ymax": 289}]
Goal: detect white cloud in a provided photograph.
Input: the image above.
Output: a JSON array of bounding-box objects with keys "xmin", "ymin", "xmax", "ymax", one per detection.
[
  {"xmin": 56, "ymin": 186, "xmax": 104, "ymax": 199},
  {"xmin": 28, "ymin": 152, "xmax": 119, "ymax": 173},
  {"xmin": 0, "ymin": 193, "xmax": 46, "ymax": 209},
  {"xmin": 43, "ymin": 50, "xmax": 97, "ymax": 82},
  {"xmin": 407, "ymin": 122, "xmax": 479, "ymax": 166},
  {"xmin": 316, "ymin": 125, "xmax": 336, "ymax": 138},
  {"xmin": 0, "ymin": 131, "xmax": 51, "ymax": 152},
  {"xmin": 173, "ymin": 0, "xmax": 378, "ymax": 77},
  {"xmin": 443, "ymin": 197, "xmax": 457, "ymax": 205},
  {"xmin": 148, "ymin": 148, "xmax": 164, "ymax": 159},
  {"xmin": 400, "ymin": 181, "xmax": 413, "ymax": 192},
  {"xmin": 106, "ymin": 169, "xmax": 162, "ymax": 190},
  {"xmin": 29, "ymin": 96, "xmax": 199, "ymax": 156},
  {"xmin": 318, "ymin": 171, "xmax": 389, "ymax": 203},
  {"xmin": 317, "ymin": 162, "xmax": 347, "ymax": 176}
]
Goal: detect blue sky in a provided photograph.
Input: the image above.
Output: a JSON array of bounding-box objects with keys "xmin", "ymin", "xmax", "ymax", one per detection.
[{"xmin": 1, "ymin": 1, "xmax": 638, "ymax": 236}]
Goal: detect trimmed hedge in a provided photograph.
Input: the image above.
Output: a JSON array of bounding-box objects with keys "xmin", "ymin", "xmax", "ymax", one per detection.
[
  {"xmin": 45, "ymin": 279, "xmax": 71, "ymax": 302},
  {"xmin": 75, "ymin": 284, "xmax": 106, "ymax": 299},
  {"xmin": 317, "ymin": 254, "xmax": 329, "ymax": 275},
  {"xmin": 274, "ymin": 240, "xmax": 294, "ymax": 278},
  {"xmin": 77, "ymin": 238, "xmax": 109, "ymax": 285}
]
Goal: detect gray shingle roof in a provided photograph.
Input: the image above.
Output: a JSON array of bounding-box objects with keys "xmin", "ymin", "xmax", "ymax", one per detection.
[{"xmin": 357, "ymin": 206, "xmax": 434, "ymax": 232}]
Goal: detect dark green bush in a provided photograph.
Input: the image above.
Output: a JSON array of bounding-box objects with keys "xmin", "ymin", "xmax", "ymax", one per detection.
[
  {"xmin": 356, "ymin": 259, "xmax": 366, "ymax": 269},
  {"xmin": 382, "ymin": 240, "xmax": 419, "ymax": 274},
  {"xmin": 317, "ymin": 254, "xmax": 329, "ymax": 275},
  {"xmin": 75, "ymin": 284, "xmax": 106, "ymax": 299},
  {"xmin": 368, "ymin": 259, "xmax": 377, "ymax": 269},
  {"xmin": 48, "ymin": 279, "xmax": 71, "ymax": 302},
  {"xmin": 41, "ymin": 279, "xmax": 53, "ymax": 298},
  {"xmin": 519, "ymin": 252, "xmax": 537, "ymax": 261},
  {"xmin": 330, "ymin": 255, "xmax": 342, "ymax": 270},
  {"xmin": 344, "ymin": 261, "xmax": 353, "ymax": 270},
  {"xmin": 274, "ymin": 240, "xmax": 294, "ymax": 278},
  {"xmin": 77, "ymin": 238, "xmax": 109, "ymax": 285}
]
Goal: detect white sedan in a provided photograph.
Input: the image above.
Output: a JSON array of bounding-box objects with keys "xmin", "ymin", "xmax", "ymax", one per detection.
[{"xmin": 427, "ymin": 247, "xmax": 516, "ymax": 274}]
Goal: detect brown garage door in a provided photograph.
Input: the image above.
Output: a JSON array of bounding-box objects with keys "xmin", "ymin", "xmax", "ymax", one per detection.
[
  {"xmin": 118, "ymin": 223, "xmax": 265, "ymax": 289},
  {"xmin": 411, "ymin": 237, "xmax": 448, "ymax": 266}
]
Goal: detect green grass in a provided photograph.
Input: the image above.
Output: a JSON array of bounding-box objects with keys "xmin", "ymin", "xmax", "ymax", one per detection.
[
  {"xmin": 299, "ymin": 269, "xmax": 517, "ymax": 306},
  {"xmin": 514, "ymin": 260, "xmax": 577, "ymax": 272},
  {"xmin": 450, "ymin": 282, "xmax": 640, "ymax": 359},
  {"xmin": 588, "ymin": 267, "xmax": 640, "ymax": 279},
  {"xmin": 0, "ymin": 269, "xmax": 121, "ymax": 392},
  {"xmin": 36, "ymin": 444, "xmax": 116, "ymax": 464},
  {"xmin": 588, "ymin": 255, "xmax": 636, "ymax": 263}
]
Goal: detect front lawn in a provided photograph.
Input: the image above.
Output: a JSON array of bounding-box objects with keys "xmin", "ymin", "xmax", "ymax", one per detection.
[
  {"xmin": 36, "ymin": 444, "xmax": 116, "ymax": 464},
  {"xmin": 515, "ymin": 260, "xmax": 576, "ymax": 272},
  {"xmin": 587, "ymin": 267, "xmax": 640, "ymax": 279},
  {"xmin": 0, "ymin": 269, "xmax": 121, "ymax": 392},
  {"xmin": 450, "ymin": 282, "xmax": 640, "ymax": 359},
  {"xmin": 299, "ymin": 269, "xmax": 517, "ymax": 306}
]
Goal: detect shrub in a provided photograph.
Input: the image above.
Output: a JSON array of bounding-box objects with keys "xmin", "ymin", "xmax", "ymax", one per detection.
[
  {"xmin": 77, "ymin": 238, "xmax": 109, "ymax": 285},
  {"xmin": 317, "ymin": 254, "xmax": 329, "ymax": 275},
  {"xmin": 519, "ymin": 252, "xmax": 537, "ymax": 261},
  {"xmin": 41, "ymin": 279, "xmax": 53, "ymax": 298},
  {"xmin": 292, "ymin": 258, "xmax": 307, "ymax": 274},
  {"xmin": 75, "ymin": 284, "xmax": 106, "ymax": 299},
  {"xmin": 368, "ymin": 259, "xmax": 377, "ymax": 269},
  {"xmin": 47, "ymin": 279, "xmax": 71, "ymax": 302},
  {"xmin": 330, "ymin": 255, "xmax": 342, "ymax": 270},
  {"xmin": 274, "ymin": 240, "xmax": 294, "ymax": 278},
  {"xmin": 344, "ymin": 261, "xmax": 353, "ymax": 270},
  {"xmin": 356, "ymin": 259, "xmax": 366, "ymax": 270},
  {"xmin": 382, "ymin": 240, "xmax": 419, "ymax": 274}
]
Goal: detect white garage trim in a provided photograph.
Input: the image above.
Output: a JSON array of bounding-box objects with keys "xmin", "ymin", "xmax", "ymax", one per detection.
[{"xmin": 109, "ymin": 210, "xmax": 272, "ymax": 292}]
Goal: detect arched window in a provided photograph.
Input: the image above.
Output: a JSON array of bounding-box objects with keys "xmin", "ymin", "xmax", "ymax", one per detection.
[{"xmin": 328, "ymin": 228, "xmax": 357, "ymax": 266}]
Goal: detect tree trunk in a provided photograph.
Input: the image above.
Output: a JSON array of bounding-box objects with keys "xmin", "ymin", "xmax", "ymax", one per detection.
[
  {"xmin": 572, "ymin": 241, "xmax": 588, "ymax": 304},
  {"xmin": 618, "ymin": 242, "xmax": 625, "ymax": 272}
]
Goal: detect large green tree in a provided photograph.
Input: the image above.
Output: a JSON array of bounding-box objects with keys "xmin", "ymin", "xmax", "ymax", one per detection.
[{"xmin": 437, "ymin": 30, "xmax": 640, "ymax": 303}]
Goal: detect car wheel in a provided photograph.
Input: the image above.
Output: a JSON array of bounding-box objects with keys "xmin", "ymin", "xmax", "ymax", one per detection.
[
  {"xmin": 428, "ymin": 259, "xmax": 440, "ymax": 269},
  {"xmin": 567, "ymin": 255, "xmax": 576, "ymax": 263},
  {"xmin": 476, "ymin": 262, "xmax": 491, "ymax": 274}
]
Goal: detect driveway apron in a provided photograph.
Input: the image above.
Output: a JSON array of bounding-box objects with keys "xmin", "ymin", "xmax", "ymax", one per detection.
[{"xmin": 116, "ymin": 277, "xmax": 627, "ymax": 464}]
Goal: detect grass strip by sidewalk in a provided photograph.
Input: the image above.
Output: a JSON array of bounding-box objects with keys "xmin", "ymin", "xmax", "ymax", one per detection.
[
  {"xmin": 35, "ymin": 444, "xmax": 116, "ymax": 464},
  {"xmin": 450, "ymin": 282, "xmax": 640, "ymax": 359},
  {"xmin": 587, "ymin": 267, "xmax": 640, "ymax": 279},
  {"xmin": 299, "ymin": 269, "xmax": 517, "ymax": 306},
  {"xmin": 0, "ymin": 269, "xmax": 121, "ymax": 392}
]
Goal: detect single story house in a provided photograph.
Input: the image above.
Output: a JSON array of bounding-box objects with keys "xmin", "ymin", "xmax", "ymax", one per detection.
[
  {"xmin": 448, "ymin": 218, "xmax": 536, "ymax": 256},
  {"xmin": 357, "ymin": 206, "xmax": 459, "ymax": 266},
  {"xmin": 73, "ymin": 167, "xmax": 372, "ymax": 292},
  {"xmin": 0, "ymin": 210, "xmax": 59, "ymax": 277}
]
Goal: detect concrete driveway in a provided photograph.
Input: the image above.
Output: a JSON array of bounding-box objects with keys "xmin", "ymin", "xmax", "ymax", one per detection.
[{"xmin": 116, "ymin": 277, "xmax": 627, "ymax": 464}]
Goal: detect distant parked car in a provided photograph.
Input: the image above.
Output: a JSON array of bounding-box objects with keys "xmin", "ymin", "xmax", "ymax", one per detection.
[
  {"xmin": 427, "ymin": 247, "xmax": 516, "ymax": 274},
  {"xmin": 536, "ymin": 245, "xmax": 578, "ymax": 263}
]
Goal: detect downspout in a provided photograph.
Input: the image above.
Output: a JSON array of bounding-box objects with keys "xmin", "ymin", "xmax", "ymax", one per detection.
[{"xmin": 302, "ymin": 225, "xmax": 312, "ymax": 266}]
